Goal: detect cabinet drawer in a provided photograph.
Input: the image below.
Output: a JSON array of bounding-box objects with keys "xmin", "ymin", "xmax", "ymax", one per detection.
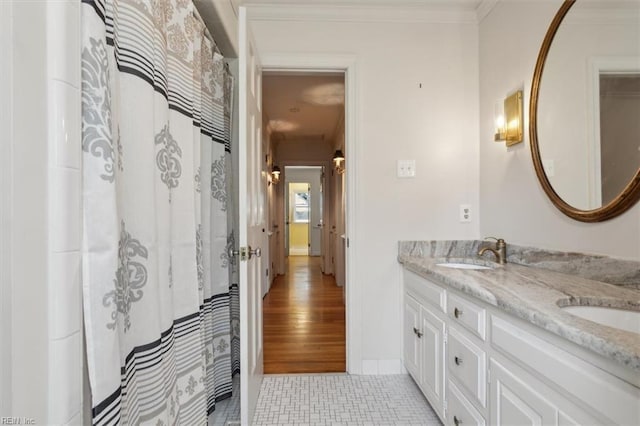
[
  {"xmin": 448, "ymin": 292, "xmax": 486, "ymax": 340},
  {"xmin": 489, "ymin": 356, "xmax": 603, "ymax": 426},
  {"xmin": 491, "ymin": 315, "xmax": 640, "ymax": 425},
  {"xmin": 448, "ymin": 326, "xmax": 487, "ymax": 407},
  {"xmin": 404, "ymin": 269, "xmax": 446, "ymax": 312},
  {"xmin": 447, "ymin": 380, "xmax": 486, "ymax": 426}
]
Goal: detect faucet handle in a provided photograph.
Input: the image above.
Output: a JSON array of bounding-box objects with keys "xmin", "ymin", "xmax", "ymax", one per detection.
[{"xmin": 484, "ymin": 237, "xmax": 505, "ymax": 246}]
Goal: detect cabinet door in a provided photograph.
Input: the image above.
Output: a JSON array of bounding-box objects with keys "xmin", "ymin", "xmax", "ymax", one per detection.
[
  {"xmin": 420, "ymin": 304, "xmax": 445, "ymax": 417},
  {"xmin": 403, "ymin": 294, "xmax": 421, "ymax": 380},
  {"xmin": 489, "ymin": 358, "xmax": 556, "ymax": 426}
]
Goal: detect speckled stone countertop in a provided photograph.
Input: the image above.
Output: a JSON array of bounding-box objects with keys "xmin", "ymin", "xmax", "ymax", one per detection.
[{"xmin": 398, "ymin": 240, "xmax": 640, "ymax": 372}]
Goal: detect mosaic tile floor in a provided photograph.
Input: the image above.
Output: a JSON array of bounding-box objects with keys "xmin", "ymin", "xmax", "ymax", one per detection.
[
  {"xmin": 209, "ymin": 374, "xmax": 241, "ymax": 426},
  {"xmin": 252, "ymin": 374, "xmax": 441, "ymax": 426}
]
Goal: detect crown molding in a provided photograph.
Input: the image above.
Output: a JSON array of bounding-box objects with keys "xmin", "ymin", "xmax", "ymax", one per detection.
[{"xmin": 247, "ymin": 3, "xmax": 480, "ymax": 24}]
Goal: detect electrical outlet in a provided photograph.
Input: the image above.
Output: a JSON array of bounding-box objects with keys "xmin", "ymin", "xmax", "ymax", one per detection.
[
  {"xmin": 459, "ymin": 204, "xmax": 472, "ymax": 223},
  {"xmin": 397, "ymin": 160, "xmax": 416, "ymax": 178}
]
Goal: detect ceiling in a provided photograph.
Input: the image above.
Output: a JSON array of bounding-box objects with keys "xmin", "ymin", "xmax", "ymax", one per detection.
[{"xmin": 263, "ymin": 73, "xmax": 345, "ymax": 142}]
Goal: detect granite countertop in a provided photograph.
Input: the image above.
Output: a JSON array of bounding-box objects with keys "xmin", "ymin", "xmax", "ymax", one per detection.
[{"xmin": 398, "ymin": 241, "xmax": 640, "ymax": 372}]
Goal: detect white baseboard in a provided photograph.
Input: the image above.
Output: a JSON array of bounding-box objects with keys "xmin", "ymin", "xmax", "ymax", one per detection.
[{"xmin": 360, "ymin": 359, "xmax": 404, "ymax": 375}]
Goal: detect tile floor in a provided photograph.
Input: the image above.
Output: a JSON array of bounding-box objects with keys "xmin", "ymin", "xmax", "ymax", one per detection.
[
  {"xmin": 252, "ymin": 374, "xmax": 442, "ymax": 426},
  {"xmin": 209, "ymin": 375, "xmax": 241, "ymax": 426}
]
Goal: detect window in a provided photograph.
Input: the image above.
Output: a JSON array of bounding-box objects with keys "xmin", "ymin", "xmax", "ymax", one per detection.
[{"xmin": 293, "ymin": 191, "xmax": 310, "ymax": 223}]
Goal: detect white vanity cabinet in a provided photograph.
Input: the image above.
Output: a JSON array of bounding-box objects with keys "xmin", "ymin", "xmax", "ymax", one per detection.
[
  {"xmin": 403, "ymin": 270, "xmax": 446, "ymax": 419},
  {"xmin": 401, "ymin": 268, "xmax": 640, "ymax": 426}
]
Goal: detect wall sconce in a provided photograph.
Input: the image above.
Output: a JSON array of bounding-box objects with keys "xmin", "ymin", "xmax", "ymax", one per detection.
[
  {"xmin": 333, "ymin": 150, "xmax": 345, "ymax": 174},
  {"xmin": 271, "ymin": 165, "xmax": 281, "ymax": 184},
  {"xmin": 494, "ymin": 90, "xmax": 523, "ymax": 146}
]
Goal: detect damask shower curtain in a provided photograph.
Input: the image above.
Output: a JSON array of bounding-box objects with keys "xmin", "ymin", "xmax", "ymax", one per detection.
[{"xmin": 81, "ymin": 0, "xmax": 234, "ymax": 424}]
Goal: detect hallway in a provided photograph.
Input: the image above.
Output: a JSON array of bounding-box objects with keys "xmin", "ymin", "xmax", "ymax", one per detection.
[{"xmin": 263, "ymin": 256, "xmax": 346, "ymax": 373}]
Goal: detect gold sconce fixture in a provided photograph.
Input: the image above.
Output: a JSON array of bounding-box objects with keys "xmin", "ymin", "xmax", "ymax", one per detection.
[
  {"xmin": 494, "ymin": 90, "xmax": 523, "ymax": 146},
  {"xmin": 271, "ymin": 165, "xmax": 281, "ymax": 184},
  {"xmin": 333, "ymin": 150, "xmax": 345, "ymax": 174}
]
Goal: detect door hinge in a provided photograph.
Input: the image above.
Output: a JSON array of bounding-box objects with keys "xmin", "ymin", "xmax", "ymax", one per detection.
[
  {"xmin": 443, "ymin": 399, "xmax": 447, "ymax": 417},
  {"xmin": 443, "ymin": 329, "xmax": 448, "ymax": 344},
  {"xmin": 347, "ymin": 238, "xmax": 350, "ymax": 248}
]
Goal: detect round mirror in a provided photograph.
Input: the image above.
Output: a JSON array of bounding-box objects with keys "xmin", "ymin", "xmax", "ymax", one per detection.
[{"xmin": 530, "ymin": 0, "xmax": 640, "ymax": 222}]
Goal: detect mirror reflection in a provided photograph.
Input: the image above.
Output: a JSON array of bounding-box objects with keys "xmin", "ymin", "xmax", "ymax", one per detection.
[{"xmin": 537, "ymin": 0, "xmax": 640, "ymax": 210}]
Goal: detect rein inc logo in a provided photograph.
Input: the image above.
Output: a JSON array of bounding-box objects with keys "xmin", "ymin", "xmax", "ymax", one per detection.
[{"xmin": 1, "ymin": 418, "xmax": 35, "ymax": 425}]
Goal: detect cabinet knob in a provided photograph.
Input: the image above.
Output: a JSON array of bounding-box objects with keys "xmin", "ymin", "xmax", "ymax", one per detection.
[
  {"xmin": 454, "ymin": 307, "xmax": 463, "ymax": 318},
  {"xmin": 454, "ymin": 356, "xmax": 463, "ymax": 366},
  {"xmin": 454, "ymin": 415, "xmax": 462, "ymax": 426},
  {"xmin": 413, "ymin": 327, "xmax": 423, "ymax": 338}
]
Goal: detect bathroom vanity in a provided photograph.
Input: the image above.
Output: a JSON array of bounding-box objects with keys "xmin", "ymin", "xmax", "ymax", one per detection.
[{"xmin": 399, "ymin": 241, "xmax": 640, "ymax": 426}]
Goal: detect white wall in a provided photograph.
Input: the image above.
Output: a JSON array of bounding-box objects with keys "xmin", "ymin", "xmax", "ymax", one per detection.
[
  {"xmin": 331, "ymin": 115, "xmax": 346, "ymax": 288},
  {"xmin": 479, "ymin": 0, "xmax": 640, "ymax": 260},
  {"xmin": 3, "ymin": 2, "xmax": 50, "ymax": 421},
  {"xmin": 252, "ymin": 16, "xmax": 481, "ymax": 370},
  {"xmin": 1, "ymin": 1, "xmax": 85, "ymax": 423},
  {"xmin": 0, "ymin": 0, "xmax": 14, "ymax": 416}
]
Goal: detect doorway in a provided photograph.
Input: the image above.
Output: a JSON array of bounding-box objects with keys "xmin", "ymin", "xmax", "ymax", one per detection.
[
  {"xmin": 262, "ymin": 72, "xmax": 347, "ymax": 373},
  {"xmin": 288, "ymin": 182, "xmax": 311, "ymax": 256},
  {"xmin": 285, "ymin": 166, "xmax": 324, "ymax": 258}
]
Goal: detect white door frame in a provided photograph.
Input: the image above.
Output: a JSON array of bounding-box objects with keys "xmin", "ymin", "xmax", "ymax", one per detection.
[
  {"xmin": 261, "ymin": 53, "xmax": 361, "ymax": 374},
  {"xmin": 586, "ymin": 55, "xmax": 640, "ymax": 209},
  {"xmin": 283, "ymin": 165, "xmax": 324, "ymax": 258}
]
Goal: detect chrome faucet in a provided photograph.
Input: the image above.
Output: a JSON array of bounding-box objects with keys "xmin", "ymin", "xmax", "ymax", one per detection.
[{"xmin": 478, "ymin": 237, "xmax": 507, "ymax": 264}]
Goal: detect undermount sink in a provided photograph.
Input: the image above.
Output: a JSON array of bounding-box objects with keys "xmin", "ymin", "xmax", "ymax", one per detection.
[
  {"xmin": 436, "ymin": 262, "xmax": 493, "ymax": 270},
  {"xmin": 562, "ymin": 305, "xmax": 640, "ymax": 335}
]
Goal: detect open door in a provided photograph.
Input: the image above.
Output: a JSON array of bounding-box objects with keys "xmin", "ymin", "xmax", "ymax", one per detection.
[{"xmin": 239, "ymin": 6, "xmax": 264, "ymax": 425}]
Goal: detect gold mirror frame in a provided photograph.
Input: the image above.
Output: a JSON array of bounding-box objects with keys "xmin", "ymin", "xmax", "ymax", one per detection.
[{"xmin": 530, "ymin": 0, "xmax": 640, "ymax": 222}]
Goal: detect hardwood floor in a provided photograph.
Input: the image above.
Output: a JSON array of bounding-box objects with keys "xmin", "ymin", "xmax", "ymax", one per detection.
[{"xmin": 263, "ymin": 256, "xmax": 346, "ymax": 374}]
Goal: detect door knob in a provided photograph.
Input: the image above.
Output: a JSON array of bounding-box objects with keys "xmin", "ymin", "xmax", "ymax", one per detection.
[
  {"xmin": 228, "ymin": 247, "xmax": 260, "ymax": 261},
  {"xmin": 248, "ymin": 246, "xmax": 262, "ymax": 259}
]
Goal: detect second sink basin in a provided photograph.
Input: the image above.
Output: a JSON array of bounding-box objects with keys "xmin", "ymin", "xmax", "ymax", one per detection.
[
  {"xmin": 436, "ymin": 262, "xmax": 492, "ymax": 270},
  {"xmin": 562, "ymin": 305, "xmax": 640, "ymax": 335}
]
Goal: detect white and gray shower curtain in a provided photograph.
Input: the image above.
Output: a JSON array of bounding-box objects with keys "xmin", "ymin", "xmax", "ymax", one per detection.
[{"xmin": 81, "ymin": 0, "xmax": 235, "ymax": 423}]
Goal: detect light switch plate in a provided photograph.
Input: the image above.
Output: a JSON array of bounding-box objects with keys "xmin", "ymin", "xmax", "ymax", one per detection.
[{"xmin": 397, "ymin": 160, "xmax": 416, "ymax": 178}]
